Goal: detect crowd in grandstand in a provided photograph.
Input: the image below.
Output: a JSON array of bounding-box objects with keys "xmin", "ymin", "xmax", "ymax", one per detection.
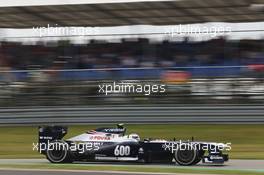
[
  {"xmin": 0, "ymin": 37, "xmax": 263, "ymax": 71},
  {"xmin": 0, "ymin": 37, "xmax": 263, "ymax": 106}
]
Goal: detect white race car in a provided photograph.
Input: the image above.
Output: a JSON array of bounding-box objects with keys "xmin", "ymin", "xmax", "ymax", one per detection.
[{"xmin": 38, "ymin": 124, "xmax": 229, "ymax": 165}]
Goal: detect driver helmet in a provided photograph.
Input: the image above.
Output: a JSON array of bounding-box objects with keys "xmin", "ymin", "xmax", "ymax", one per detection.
[{"xmin": 128, "ymin": 133, "xmax": 140, "ymax": 141}]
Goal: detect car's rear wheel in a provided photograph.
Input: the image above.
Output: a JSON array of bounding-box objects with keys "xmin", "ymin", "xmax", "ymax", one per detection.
[
  {"xmin": 174, "ymin": 144, "xmax": 198, "ymax": 166},
  {"xmin": 46, "ymin": 140, "xmax": 73, "ymax": 163}
]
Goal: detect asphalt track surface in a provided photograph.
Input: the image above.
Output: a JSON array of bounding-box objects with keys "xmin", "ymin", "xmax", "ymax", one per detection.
[{"xmin": 0, "ymin": 159, "xmax": 264, "ymax": 175}]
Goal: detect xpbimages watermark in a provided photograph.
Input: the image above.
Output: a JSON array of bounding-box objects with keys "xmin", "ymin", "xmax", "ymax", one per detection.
[
  {"xmin": 33, "ymin": 140, "xmax": 102, "ymax": 154},
  {"xmin": 164, "ymin": 24, "xmax": 232, "ymax": 38},
  {"xmin": 162, "ymin": 141, "xmax": 232, "ymax": 154},
  {"xmin": 98, "ymin": 82, "xmax": 166, "ymax": 95},
  {"xmin": 33, "ymin": 24, "xmax": 98, "ymax": 37}
]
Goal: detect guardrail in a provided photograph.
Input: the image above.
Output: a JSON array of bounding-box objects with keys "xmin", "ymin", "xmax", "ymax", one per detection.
[
  {"xmin": 0, "ymin": 105, "xmax": 263, "ymax": 125},
  {"xmin": 1, "ymin": 77, "xmax": 264, "ymax": 107}
]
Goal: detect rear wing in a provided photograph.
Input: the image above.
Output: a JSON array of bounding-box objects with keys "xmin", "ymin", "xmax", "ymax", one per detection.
[{"xmin": 38, "ymin": 126, "xmax": 68, "ymax": 153}]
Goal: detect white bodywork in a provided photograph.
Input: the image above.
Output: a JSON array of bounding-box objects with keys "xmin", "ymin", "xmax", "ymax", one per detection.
[{"xmin": 68, "ymin": 131, "xmax": 139, "ymax": 143}]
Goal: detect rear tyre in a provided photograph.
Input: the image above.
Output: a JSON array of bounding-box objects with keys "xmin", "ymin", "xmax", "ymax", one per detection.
[
  {"xmin": 174, "ymin": 143, "xmax": 198, "ymax": 166},
  {"xmin": 46, "ymin": 140, "xmax": 73, "ymax": 163}
]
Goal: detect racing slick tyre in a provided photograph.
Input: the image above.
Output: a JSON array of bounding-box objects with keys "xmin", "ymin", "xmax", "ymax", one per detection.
[
  {"xmin": 174, "ymin": 143, "xmax": 199, "ymax": 166},
  {"xmin": 192, "ymin": 150, "xmax": 205, "ymax": 165},
  {"xmin": 46, "ymin": 140, "xmax": 73, "ymax": 163}
]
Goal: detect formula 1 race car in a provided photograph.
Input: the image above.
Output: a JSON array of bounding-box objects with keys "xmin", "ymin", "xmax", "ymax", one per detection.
[{"xmin": 38, "ymin": 124, "xmax": 229, "ymax": 166}]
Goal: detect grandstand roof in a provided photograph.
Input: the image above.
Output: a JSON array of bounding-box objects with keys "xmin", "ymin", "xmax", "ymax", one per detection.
[{"xmin": 0, "ymin": 0, "xmax": 263, "ymax": 28}]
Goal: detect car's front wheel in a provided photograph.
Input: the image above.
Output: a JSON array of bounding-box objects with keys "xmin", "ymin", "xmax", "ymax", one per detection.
[
  {"xmin": 174, "ymin": 144, "xmax": 198, "ymax": 166},
  {"xmin": 46, "ymin": 140, "xmax": 73, "ymax": 163}
]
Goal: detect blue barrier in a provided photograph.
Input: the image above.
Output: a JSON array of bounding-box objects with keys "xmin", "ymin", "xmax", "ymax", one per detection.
[{"xmin": 3, "ymin": 66, "xmax": 247, "ymax": 81}]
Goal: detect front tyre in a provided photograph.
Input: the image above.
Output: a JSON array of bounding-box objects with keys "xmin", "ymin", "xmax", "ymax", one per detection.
[
  {"xmin": 46, "ymin": 140, "xmax": 73, "ymax": 163},
  {"xmin": 174, "ymin": 143, "xmax": 198, "ymax": 166}
]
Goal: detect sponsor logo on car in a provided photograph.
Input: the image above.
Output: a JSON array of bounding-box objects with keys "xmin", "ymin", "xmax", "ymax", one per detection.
[{"xmin": 90, "ymin": 136, "xmax": 111, "ymax": 140}]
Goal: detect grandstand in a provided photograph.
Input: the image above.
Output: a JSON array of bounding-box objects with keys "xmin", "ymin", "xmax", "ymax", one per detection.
[
  {"xmin": 0, "ymin": 38, "xmax": 263, "ymax": 80},
  {"xmin": 0, "ymin": 0, "xmax": 263, "ymax": 106}
]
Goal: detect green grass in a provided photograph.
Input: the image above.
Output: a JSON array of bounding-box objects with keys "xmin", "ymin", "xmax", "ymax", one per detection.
[
  {"xmin": 0, "ymin": 163, "xmax": 264, "ymax": 175},
  {"xmin": 0, "ymin": 124, "xmax": 264, "ymax": 159}
]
